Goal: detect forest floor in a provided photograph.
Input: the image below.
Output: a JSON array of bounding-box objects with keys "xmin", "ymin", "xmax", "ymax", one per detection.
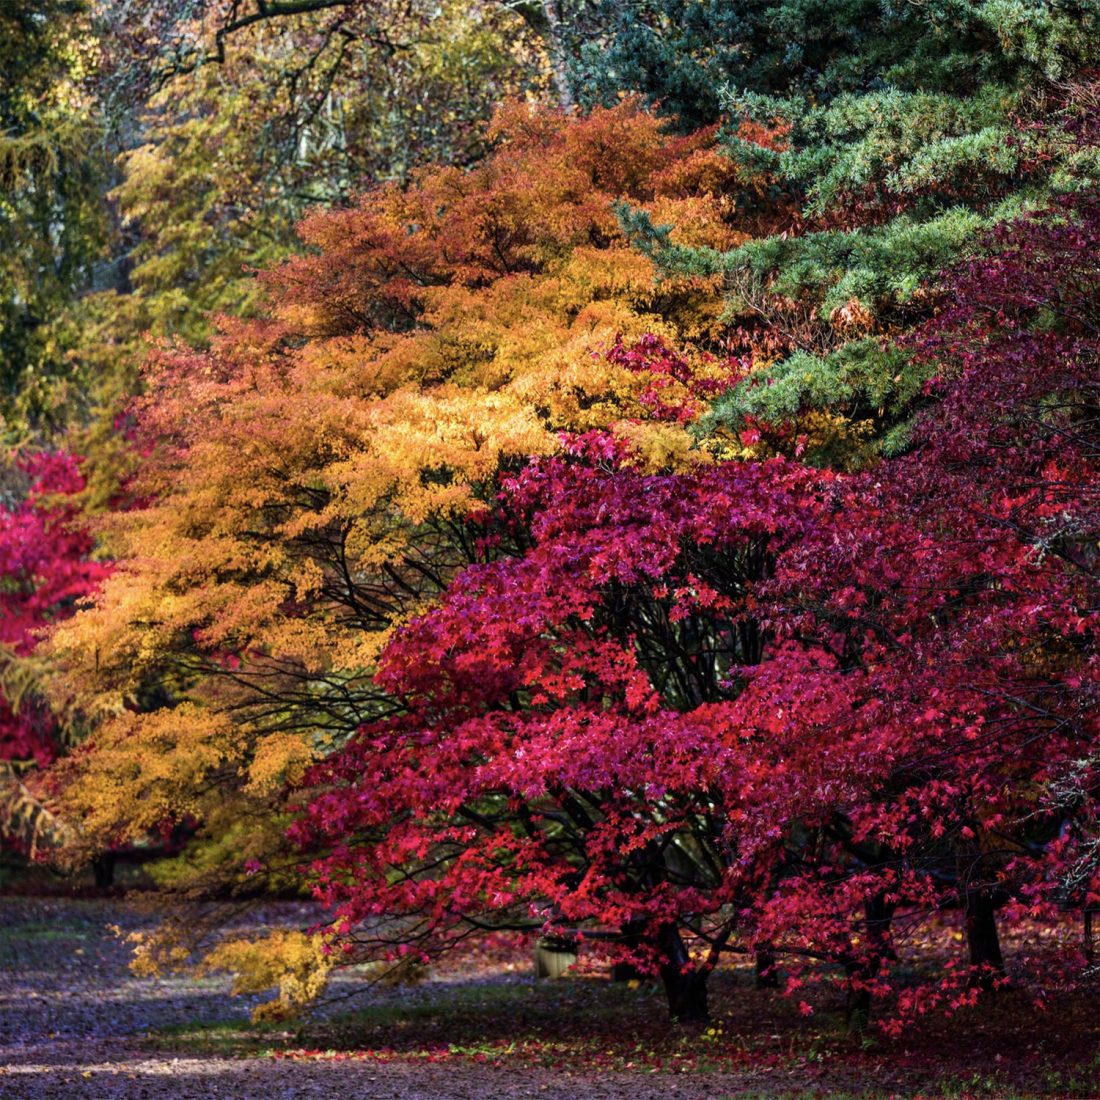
[{"xmin": 1, "ymin": 897, "xmax": 1100, "ymax": 1099}]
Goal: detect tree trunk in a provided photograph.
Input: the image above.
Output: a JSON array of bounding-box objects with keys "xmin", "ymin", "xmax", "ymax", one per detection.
[
  {"xmin": 611, "ymin": 918, "xmax": 648, "ymax": 982},
  {"xmin": 539, "ymin": 0, "xmax": 574, "ymax": 110},
  {"xmin": 966, "ymin": 889, "xmax": 1005, "ymax": 988},
  {"xmin": 957, "ymin": 840, "xmax": 1005, "ymax": 989},
  {"xmin": 657, "ymin": 924, "xmax": 709, "ymax": 1022},
  {"xmin": 845, "ymin": 894, "xmax": 897, "ymax": 1029},
  {"xmin": 754, "ymin": 948, "xmax": 779, "ymax": 989},
  {"xmin": 865, "ymin": 893, "xmax": 897, "ymax": 962},
  {"xmin": 91, "ymin": 852, "xmax": 115, "ymax": 889},
  {"xmin": 845, "ymin": 958, "xmax": 872, "ymax": 1030}
]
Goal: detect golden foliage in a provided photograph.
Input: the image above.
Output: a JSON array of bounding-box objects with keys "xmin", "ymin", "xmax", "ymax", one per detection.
[
  {"xmin": 50, "ymin": 99, "xmax": 771, "ymax": 898},
  {"xmin": 202, "ymin": 931, "xmax": 335, "ymax": 1022},
  {"xmin": 0, "ymin": 761, "xmax": 75, "ymax": 860},
  {"xmin": 119, "ymin": 911, "xmax": 334, "ymax": 1022}
]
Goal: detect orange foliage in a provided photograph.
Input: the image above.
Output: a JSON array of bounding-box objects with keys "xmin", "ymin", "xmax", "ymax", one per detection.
[{"xmin": 50, "ymin": 100, "xmax": 776, "ymax": 852}]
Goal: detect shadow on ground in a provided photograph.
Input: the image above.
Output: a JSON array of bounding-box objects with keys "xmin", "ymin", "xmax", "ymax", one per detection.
[{"xmin": 3, "ymin": 898, "xmax": 1100, "ymax": 1099}]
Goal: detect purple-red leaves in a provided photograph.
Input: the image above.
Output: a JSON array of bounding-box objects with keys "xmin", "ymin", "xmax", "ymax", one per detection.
[
  {"xmin": 0, "ymin": 452, "xmax": 109, "ymax": 765},
  {"xmin": 293, "ymin": 195, "xmax": 1100, "ymax": 1024}
]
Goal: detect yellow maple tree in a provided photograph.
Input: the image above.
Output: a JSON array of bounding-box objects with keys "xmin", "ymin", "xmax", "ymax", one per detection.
[{"xmin": 49, "ymin": 103, "xmax": 775, "ymax": 944}]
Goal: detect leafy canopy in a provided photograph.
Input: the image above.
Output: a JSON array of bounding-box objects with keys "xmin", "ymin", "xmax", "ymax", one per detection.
[{"xmin": 52, "ymin": 100, "xmax": 765, "ymax": 876}]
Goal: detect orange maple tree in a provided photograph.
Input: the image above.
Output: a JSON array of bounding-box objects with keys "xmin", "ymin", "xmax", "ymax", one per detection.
[{"xmin": 49, "ymin": 101, "xmax": 781, "ymax": 893}]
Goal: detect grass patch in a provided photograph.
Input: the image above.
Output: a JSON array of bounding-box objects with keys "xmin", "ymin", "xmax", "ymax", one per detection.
[
  {"xmin": 0, "ymin": 915, "xmax": 98, "ymax": 963},
  {"xmin": 143, "ymin": 965, "xmax": 1100, "ymax": 1096},
  {"xmin": 150, "ymin": 973, "xmax": 801, "ymax": 1069},
  {"xmin": 0, "ymin": 920, "xmax": 91, "ymax": 940}
]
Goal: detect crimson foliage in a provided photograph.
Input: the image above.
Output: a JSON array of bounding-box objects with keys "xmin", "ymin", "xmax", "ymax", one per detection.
[
  {"xmin": 0, "ymin": 452, "xmax": 108, "ymax": 765},
  {"xmin": 293, "ymin": 447, "xmax": 825, "ymax": 1019},
  {"xmin": 766, "ymin": 193, "xmax": 1100, "ymax": 1020},
  {"xmin": 293, "ymin": 195, "xmax": 1100, "ymax": 1024}
]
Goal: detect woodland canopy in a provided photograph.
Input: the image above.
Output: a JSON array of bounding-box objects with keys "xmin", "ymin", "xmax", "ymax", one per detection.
[{"xmin": 3, "ymin": 0, "xmax": 1100, "ymax": 1038}]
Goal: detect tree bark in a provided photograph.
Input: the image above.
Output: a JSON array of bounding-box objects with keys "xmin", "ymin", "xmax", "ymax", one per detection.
[
  {"xmin": 610, "ymin": 918, "xmax": 648, "ymax": 982},
  {"xmin": 754, "ymin": 948, "xmax": 779, "ymax": 989},
  {"xmin": 91, "ymin": 852, "xmax": 115, "ymax": 889},
  {"xmin": 865, "ymin": 892, "xmax": 897, "ymax": 962},
  {"xmin": 957, "ymin": 840, "xmax": 1005, "ymax": 989},
  {"xmin": 845, "ymin": 894, "xmax": 897, "ymax": 1028},
  {"xmin": 965, "ymin": 889, "xmax": 1005, "ymax": 988},
  {"xmin": 657, "ymin": 924, "xmax": 709, "ymax": 1022},
  {"xmin": 539, "ymin": 0, "xmax": 574, "ymax": 110},
  {"xmin": 845, "ymin": 958, "xmax": 872, "ymax": 1029}
]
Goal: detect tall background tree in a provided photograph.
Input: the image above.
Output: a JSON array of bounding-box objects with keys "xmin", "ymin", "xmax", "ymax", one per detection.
[
  {"xmin": 0, "ymin": 0, "xmax": 109, "ymax": 436},
  {"xmin": 585, "ymin": 0, "xmax": 1100, "ymax": 465}
]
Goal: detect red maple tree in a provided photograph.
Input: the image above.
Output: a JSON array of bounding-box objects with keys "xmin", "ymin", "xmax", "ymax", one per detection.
[{"xmin": 291, "ymin": 194, "xmax": 1100, "ymax": 1025}]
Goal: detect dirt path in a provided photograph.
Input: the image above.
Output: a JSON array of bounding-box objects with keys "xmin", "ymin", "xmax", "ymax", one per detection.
[
  {"xmin": 0, "ymin": 898, "xmax": 770, "ymax": 1100},
  {"xmin": 8, "ymin": 897, "xmax": 1094, "ymax": 1098},
  {"xmin": 1, "ymin": 1048, "xmax": 750, "ymax": 1100}
]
